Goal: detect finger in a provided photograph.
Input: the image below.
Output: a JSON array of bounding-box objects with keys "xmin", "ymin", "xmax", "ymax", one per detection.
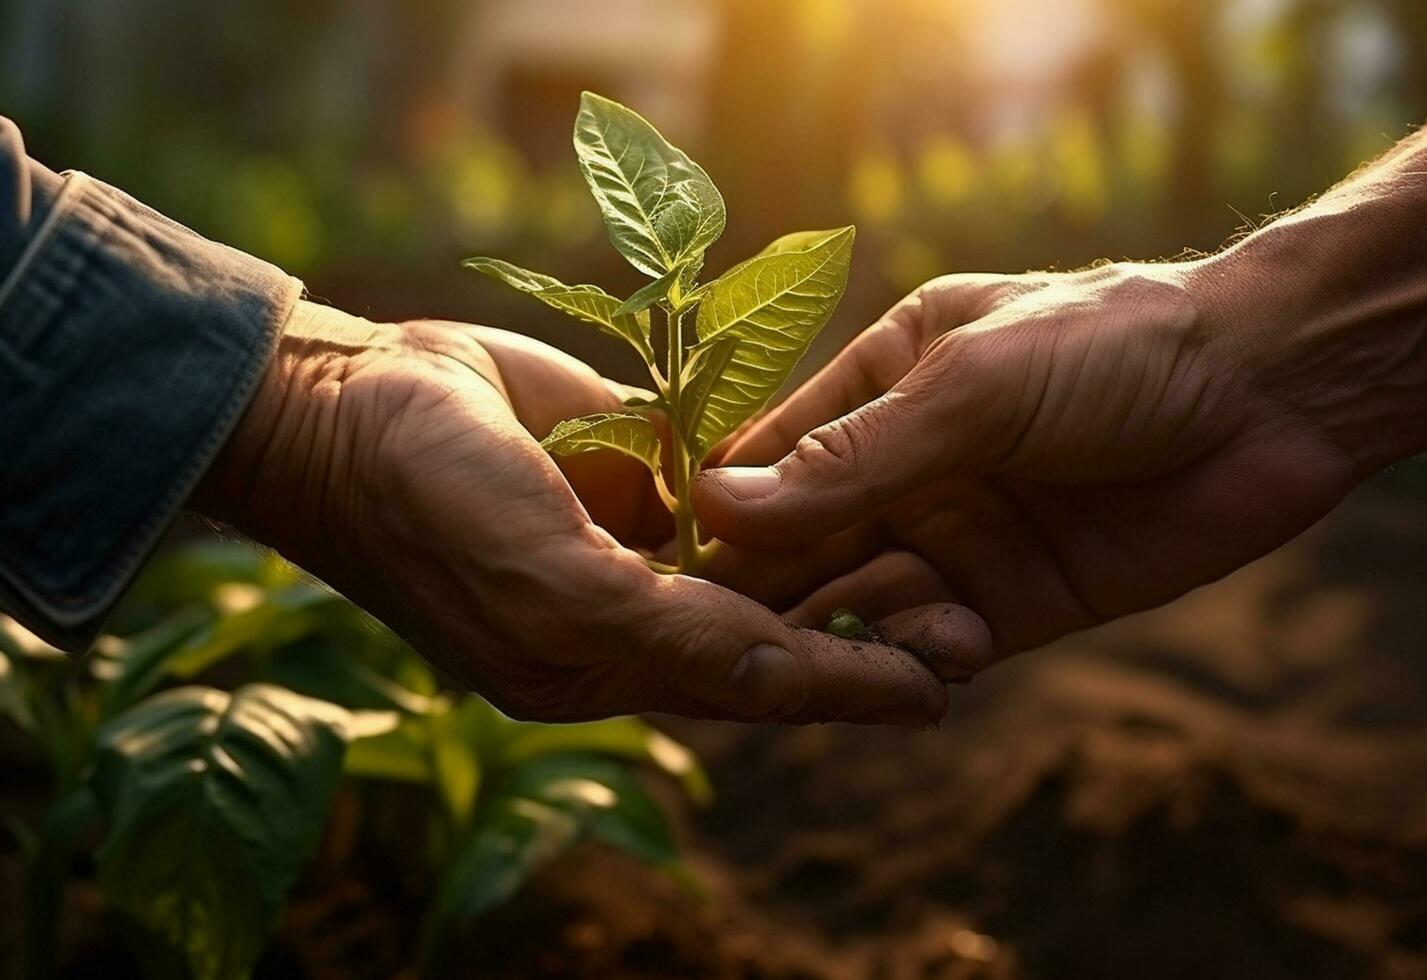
[
  {"xmin": 597, "ymin": 562, "xmax": 950, "ymax": 727},
  {"xmin": 783, "ymin": 550, "xmax": 953, "ymax": 625},
  {"xmin": 693, "ymin": 377, "xmax": 967, "ymax": 548},
  {"xmin": 695, "ymin": 523, "xmax": 885, "ymax": 610},
  {"xmin": 722, "ymin": 314, "xmax": 919, "ymax": 465},
  {"xmin": 719, "ymin": 275, "xmax": 1006, "ymax": 467},
  {"xmin": 876, "ymin": 605, "xmax": 995, "ymax": 683},
  {"xmin": 780, "ymin": 551, "xmax": 994, "ymax": 683}
]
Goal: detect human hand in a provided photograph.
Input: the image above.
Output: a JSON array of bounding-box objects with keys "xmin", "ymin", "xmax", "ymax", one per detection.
[
  {"xmin": 692, "ymin": 261, "xmax": 1368, "ymax": 658},
  {"xmin": 193, "ymin": 301, "xmax": 974, "ymax": 725}
]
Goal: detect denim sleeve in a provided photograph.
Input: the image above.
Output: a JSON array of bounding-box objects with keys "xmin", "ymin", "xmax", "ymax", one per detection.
[{"xmin": 0, "ymin": 117, "xmax": 303, "ymax": 652}]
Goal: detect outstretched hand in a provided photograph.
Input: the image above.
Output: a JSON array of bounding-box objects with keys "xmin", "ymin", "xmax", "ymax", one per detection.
[
  {"xmin": 194, "ymin": 301, "xmax": 986, "ymax": 725},
  {"xmin": 693, "ymin": 264, "xmax": 1359, "ymax": 657}
]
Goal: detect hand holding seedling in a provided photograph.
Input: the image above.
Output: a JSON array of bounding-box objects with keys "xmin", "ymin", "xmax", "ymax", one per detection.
[
  {"xmin": 695, "ymin": 130, "xmax": 1427, "ymax": 658},
  {"xmin": 195, "ymin": 300, "xmax": 958, "ymax": 726},
  {"xmin": 466, "ymin": 93, "xmax": 859, "ymax": 576}
]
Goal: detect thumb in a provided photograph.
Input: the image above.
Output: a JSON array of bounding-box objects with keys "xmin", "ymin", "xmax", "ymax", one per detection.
[{"xmin": 693, "ymin": 360, "xmax": 981, "ymax": 546}]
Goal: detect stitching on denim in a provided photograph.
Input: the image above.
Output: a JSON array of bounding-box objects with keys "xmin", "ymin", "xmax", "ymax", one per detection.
[
  {"xmin": 0, "ymin": 173, "xmax": 303, "ymax": 631},
  {"xmin": 0, "ymin": 172, "xmax": 90, "ymax": 318}
]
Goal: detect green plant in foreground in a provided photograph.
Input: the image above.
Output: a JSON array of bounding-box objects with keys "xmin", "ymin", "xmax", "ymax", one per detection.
[
  {"xmin": 1, "ymin": 540, "xmax": 707, "ymax": 980},
  {"xmin": 467, "ymin": 92, "xmax": 855, "ymax": 573}
]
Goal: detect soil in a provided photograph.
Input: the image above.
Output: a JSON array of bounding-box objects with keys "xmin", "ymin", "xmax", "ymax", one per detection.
[{"xmin": 4, "ymin": 478, "xmax": 1426, "ymax": 980}]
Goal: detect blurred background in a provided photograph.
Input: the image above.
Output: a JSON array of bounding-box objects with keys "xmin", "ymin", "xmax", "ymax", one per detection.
[
  {"xmin": 3, "ymin": 1, "xmax": 1427, "ymax": 978},
  {"xmin": 6, "ymin": 0, "xmax": 1427, "ymax": 384}
]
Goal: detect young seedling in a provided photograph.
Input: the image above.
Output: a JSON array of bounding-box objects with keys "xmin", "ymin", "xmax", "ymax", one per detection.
[{"xmin": 466, "ymin": 92, "xmax": 854, "ymax": 574}]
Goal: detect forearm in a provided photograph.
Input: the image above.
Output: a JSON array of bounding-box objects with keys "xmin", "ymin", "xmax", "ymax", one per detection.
[
  {"xmin": 0, "ymin": 117, "xmax": 302, "ymax": 650},
  {"xmin": 1189, "ymin": 128, "xmax": 1427, "ymax": 474}
]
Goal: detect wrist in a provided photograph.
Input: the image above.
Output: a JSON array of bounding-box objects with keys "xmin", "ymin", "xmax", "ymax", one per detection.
[
  {"xmin": 1184, "ymin": 186, "xmax": 1427, "ymax": 476},
  {"xmin": 190, "ymin": 300, "xmax": 394, "ymax": 567}
]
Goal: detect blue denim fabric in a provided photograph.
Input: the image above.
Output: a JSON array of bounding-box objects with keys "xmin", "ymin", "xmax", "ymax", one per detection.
[{"xmin": 0, "ymin": 117, "xmax": 303, "ymax": 651}]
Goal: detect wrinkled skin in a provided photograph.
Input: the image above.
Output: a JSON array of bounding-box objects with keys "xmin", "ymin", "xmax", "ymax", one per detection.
[
  {"xmin": 195, "ymin": 301, "xmax": 992, "ymax": 725},
  {"xmin": 693, "ymin": 264, "xmax": 1362, "ymax": 656}
]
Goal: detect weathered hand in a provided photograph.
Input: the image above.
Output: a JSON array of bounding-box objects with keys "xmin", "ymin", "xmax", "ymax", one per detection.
[
  {"xmin": 693, "ymin": 262, "xmax": 1364, "ymax": 658},
  {"xmin": 451, "ymin": 326, "xmax": 675, "ymax": 550},
  {"xmin": 194, "ymin": 301, "xmax": 968, "ymax": 725}
]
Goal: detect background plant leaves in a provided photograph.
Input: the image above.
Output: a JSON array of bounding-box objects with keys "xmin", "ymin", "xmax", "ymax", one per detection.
[
  {"xmin": 89, "ymin": 684, "xmax": 356, "ymax": 980},
  {"xmin": 499, "ymin": 716, "xmax": 712, "ymax": 805},
  {"xmin": 434, "ymin": 753, "xmax": 676, "ymax": 924}
]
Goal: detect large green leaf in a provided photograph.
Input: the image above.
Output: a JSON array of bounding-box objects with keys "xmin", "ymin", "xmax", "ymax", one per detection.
[
  {"xmin": 540, "ymin": 412, "xmax": 664, "ymax": 480},
  {"xmin": 89, "ymin": 685, "xmax": 358, "ymax": 980},
  {"xmin": 463, "ymin": 257, "xmax": 653, "ymax": 362},
  {"xmin": 573, "ymin": 92, "xmax": 725, "ymax": 278},
  {"xmin": 681, "ymin": 336, "xmax": 741, "ymax": 444},
  {"xmin": 691, "ymin": 227, "xmax": 855, "ymax": 453},
  {"xmin": 435, "ymin": 754, "xmax": 676, "ymax": 923},
  {"xmin": 261, "ymin": 636, "xmax": 434, "ymax": 716}
]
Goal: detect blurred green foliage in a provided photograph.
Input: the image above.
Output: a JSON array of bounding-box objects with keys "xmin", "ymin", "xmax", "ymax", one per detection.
[
  {"xmin": 4, "ymin": 0, "xmax": 1422, "ymax": 325},
  {"xmin": 2, "ymin": 0, "xmax": 1424, "ymax": 428},
  {"xmin": 0, "ymin": 541, "xmax": 706, "ymax": 979}
]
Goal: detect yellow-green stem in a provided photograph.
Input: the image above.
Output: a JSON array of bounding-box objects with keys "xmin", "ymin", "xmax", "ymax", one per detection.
[{"xmin": 665, "ymin": 307, "xmax": 701, "ymax": 573}]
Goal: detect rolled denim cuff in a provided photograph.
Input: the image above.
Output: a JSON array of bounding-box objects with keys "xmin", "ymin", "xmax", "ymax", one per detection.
[{"xmin": 0, "ymin": 164, "xmax": 302, "ymax": 651}]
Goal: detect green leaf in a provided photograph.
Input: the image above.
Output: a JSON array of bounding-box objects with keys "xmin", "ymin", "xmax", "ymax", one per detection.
[
  {"xmin": 93, "ymin": 607, "xmax": 213, "ymax": 720},
  {"xmin": 613, "ymin": 265, "xmax": 681, "ymax": 318},
  {"xmin": 464, "ymin": 257, "xmax": 653, "ymax": 362},
  {"xmin": 435, "ymin": 795, "xmax": 582, "ymax": 923},
  {"xmin": 500, "ymin": 717, "xmax": 712, "ymax": 805},
  {"xmin": 691, "ymin": 226, "xmax": 855, "ymax": 454},
  {"xmin": 90, "ymin": 685, "xmax": 357, "ymax": 980},
  {"xmin": 574, "ymin": 92, "xmax": 725, "ymax": 278},
  {"xmin": 500, "ymin": 755, "xmax": 675, "ymax": 864},
  {"xmin": 344, "ymin": 714, "xmax": 430, "ymax": 783},
  {"xmin": 121, "ymin": 540, "xmax": 270, "ymax": 609},
  {"xmin": 826, "ymin": 608, "xmax": 868, "ymax": 639},
  {"xmin": 540, "ymin": 412, "xmax": 663, "ymax": 480},
  {"xmin": 436, "ymin": 753, "xmax": 676, "ymax": 923},
  {"xmin": 161, "ymin": 582, "xmax": 344, "ymax": 678},
  {"xmin": 429, "ymin": 700, "xmax": 486, "ymax": 831},
  {"xmin": 261, "ymin": 636, "xmax": 434, "ymax": 715},
  {"xmin": 681, "ymin": 336, "xmax": 741, "ymax": 441},
  {"xmin": 622, "ymin": 392, "xmax": 669, "ymax": 413}
]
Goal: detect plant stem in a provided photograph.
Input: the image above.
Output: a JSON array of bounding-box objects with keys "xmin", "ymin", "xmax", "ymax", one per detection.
[{"xmin": 664, "ymin": 307, "xmax": 700, "ymax": 574}]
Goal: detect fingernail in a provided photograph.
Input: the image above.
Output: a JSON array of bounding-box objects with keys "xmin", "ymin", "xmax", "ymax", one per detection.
[
  {"xmin": 710, "ymin": 466, "xmax": 781, "ymax": 501},
  {"xmin": 729, "ymin": 644, "xmax": 801, "ymax": 717}
]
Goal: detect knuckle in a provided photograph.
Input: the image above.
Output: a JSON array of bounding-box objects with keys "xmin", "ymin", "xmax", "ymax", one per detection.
[
  {"xmin": 794, "ymin": 417, "xmax": 866, "ymax": 476},
  {"xmin": 649, "ymin": 600, "xmax": 727, "ymax": 670},
  {"xmin": 919, "ymin": 274, "xmax": 1014, "ymax": 320},
  {"xmin": 853, "ymin": 316, "xmax": 921, "ymax": 391},
  {"xmin": 918, "ymin": 323, "xmax": 972, "ymax": 366}
]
